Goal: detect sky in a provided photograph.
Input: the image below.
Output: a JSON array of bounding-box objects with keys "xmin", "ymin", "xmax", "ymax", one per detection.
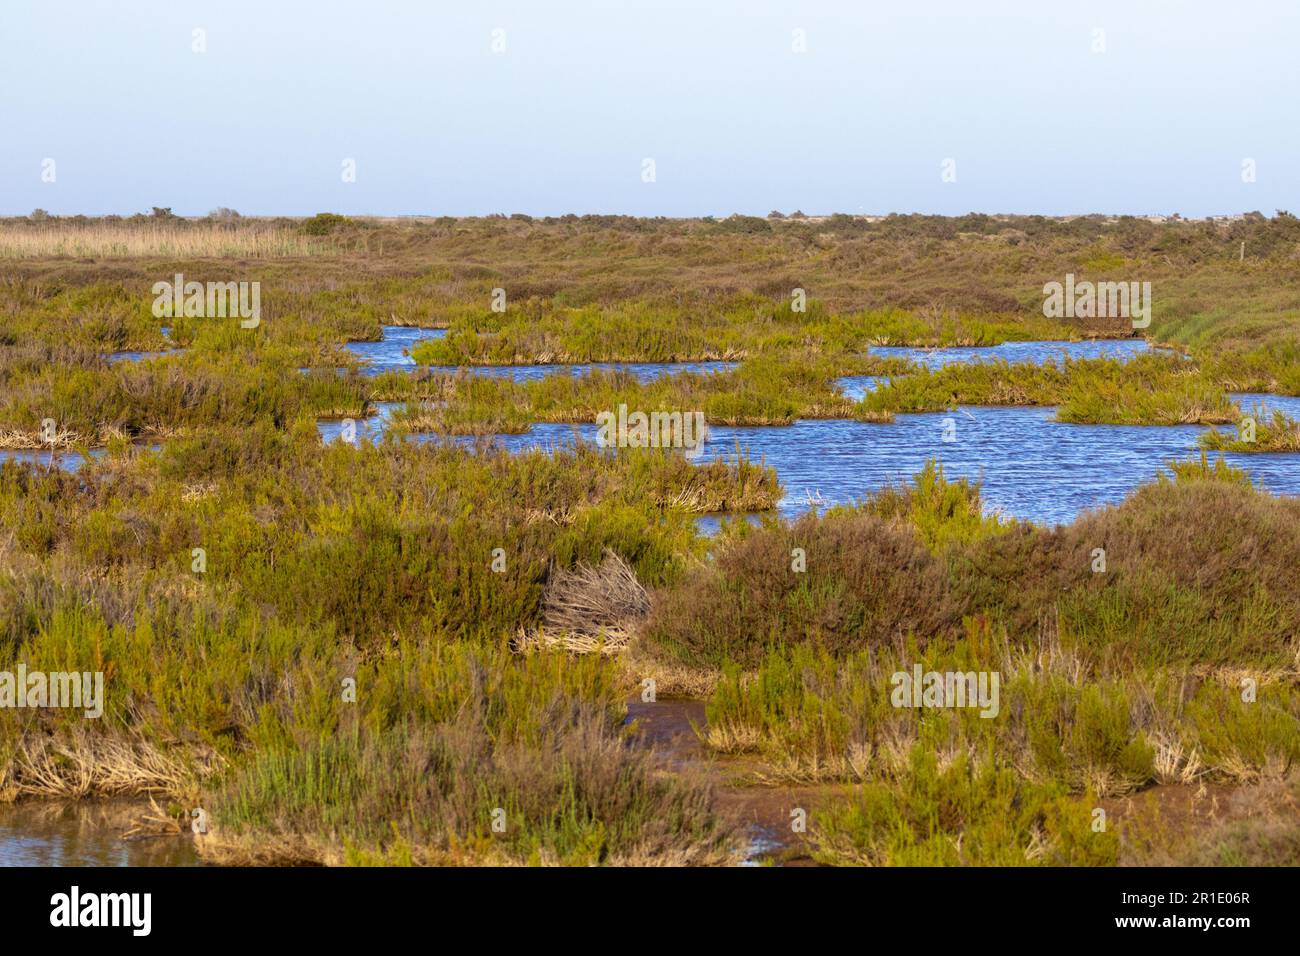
[{"xmin": 2, "ymin": 0, "xmax": 1297, "ymax": 218}]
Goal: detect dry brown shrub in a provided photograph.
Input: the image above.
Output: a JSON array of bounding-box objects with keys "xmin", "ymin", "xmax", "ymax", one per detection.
[
  {"xmin": 640, "ymin": 511, "xmax": 961, "ymax": 669},
  {"xmin": 540, "ymin": 549, "xmax": 649, "ymax": 645}
]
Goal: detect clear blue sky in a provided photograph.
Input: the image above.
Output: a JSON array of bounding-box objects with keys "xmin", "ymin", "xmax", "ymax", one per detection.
[{"xmin": 2, "ymin": 0, "xmax": 1296, "ymax": 217}]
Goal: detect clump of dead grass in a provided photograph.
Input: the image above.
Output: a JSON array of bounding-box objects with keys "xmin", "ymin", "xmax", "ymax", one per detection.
[{"xmin": 518, "ymin": 550, "xmax": 650, "ymax": 654}]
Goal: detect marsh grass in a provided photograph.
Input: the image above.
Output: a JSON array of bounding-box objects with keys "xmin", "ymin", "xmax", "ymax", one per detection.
[
  {"xmin": 408, "ymin": 296, "xmax": 1082, "ymax": 367},
  {"xmin": 953, "ymin": 467, "xmax": 1300, "ymax": 668},
  {"xmin": 386, "ymin": 354, "xmax": 865, "ymax": 433},
  {"xmin": 702, "ymin": 634, "xmax": 1298, "ymax": 792},
  {"xmin": 1161, "ymin": 451, "xmax": 1253, "ymax": 485},
  {"xmin": 3, "ymin": 215, "xmax": 1292, "ymax": 443},
  {"xmin": 808, "ymin": 749, "xmax": 1118, "ymax": 866},
  {"xmin": 834, "ymin": 460, "xmax": 1011, "ymax": 552},
  {"xmin": 1201, "ymin": 408, "xmax": 1300, "ymax": 452},
  {"xmin": 857, "ymin": 360, "xmax": 1068, "ymax": 414},
  {"xmin": 0, "ymin": 579, "xmax": 744, "ymax": 864},
  {"xmin": 203, "ymin": 710, "xmax": 742, "ymax": 866},
  {"xmin": 0, "ymin": 417, "xmax": 780, "ymax": 862},
  {"xmin": 857, "ymin": 353, "xmax": 1239, "ymax": 425},
  {"xmin": 641, "ymin": 464, "xmax": 1009, "ymax": 669},
  {"xmin": 1056, "ymin": 356, "xmax": 1238, "ymax": 425},
  {"xmin": 0, "ymin": 223, "xmax": 334, "ymax": 259}
]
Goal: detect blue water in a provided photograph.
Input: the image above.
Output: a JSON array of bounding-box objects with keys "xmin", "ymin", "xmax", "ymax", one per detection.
[
  {"xmin": 837, "ymin": 376, "xmax": 890, "ymax": 401},
  {"xmin": 318, "ymin": 403, "xmax": 1300, "ymax": 527},
  {"xmin": 866, "ymin": 338, "xmax": 1164, "ymax": 370},
  {"xmin": 688, "ymin": 411, "xmax": 1299, "ymax": 526},
  {"xmin": 107, "ymin": 327, "xmax": 180, "ymax": 363},
  {"xmin": 0, "ymin": 801, "xmax": 197, "ymax": 866},
  {"xmin": 341, "ymin": 326, "xmax": 447, "ymax": 373},
  {"xmin": 24, "ymin": 334, "xmax": 1300, "ymax": 529},
  {"xmin": 316, "ymin": 403, "xmax": 402, "ymax": 444},
  {"xmin": 0, "ymin": 448, "xmax": 105, "ymax": 471},
  {"xmin": 1232, "ymin": 392, "xmax": 1300, "ymax": 420},
  {"xmin": 107, "ymin": 350, "xmax": 181, "ymax": 363},
  {"xmin": 313, "ymin": 335, "xmax": 1300, "ymax": 528},
  {"xmin": 0, "ymin": 444, "xmax": 161, "ymax": 472}
]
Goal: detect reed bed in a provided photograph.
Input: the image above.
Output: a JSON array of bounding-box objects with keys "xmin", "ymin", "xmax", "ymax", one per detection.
[{"xmin": 0, "ymin": 224, "xmax": 334, "ymax": 259}]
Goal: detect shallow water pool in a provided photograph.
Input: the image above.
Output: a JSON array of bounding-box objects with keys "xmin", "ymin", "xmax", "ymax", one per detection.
[{"xmin": 320, "ymin": 403, "xmax": 1300, "ymax": 527}]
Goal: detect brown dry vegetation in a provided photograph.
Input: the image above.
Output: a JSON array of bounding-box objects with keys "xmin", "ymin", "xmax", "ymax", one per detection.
[
  {"xmin": 642, "ymin": 469, "xmax": 1300, "ymax": 672},
  {"xmin": 643, "ymin": 511, "xmax": 960, "ymax": 669}
]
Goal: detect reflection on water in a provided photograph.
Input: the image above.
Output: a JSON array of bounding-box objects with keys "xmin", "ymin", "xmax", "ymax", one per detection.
[
  {"xmin": 107, "ymin": 349, "xmax": 182, "ymax": 363},
  {"xmin": 867, "ymin": 338, "xmax": 1163, "ymax": 370},
  {"xmin": 0, "ymin": 801, "xmax": 198, "ymax": 867},
  {"xmin": 316, "ymin": 402, "xmax": 402, "ymax": 444},
  {"xmin": 0, "ymin": 448, "xmax": 105, "ymax": 471},
  {"xmin": 0, "ymin": 444, "xmax": 163, "ymax": 473},
  {"xmin": 693, "ymin": 513, "xmax": 764, "ymax": 536},
  {"xmin": 341, "ymin": 326, "xmax": 447, "ymax": 373},
  {"xmin": 836, "ymin": 375, "xmax": 889, "ymax": 401}
]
